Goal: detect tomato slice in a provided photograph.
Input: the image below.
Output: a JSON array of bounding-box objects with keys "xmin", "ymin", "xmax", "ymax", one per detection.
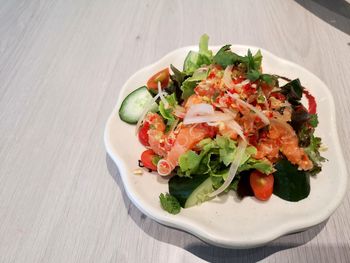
[
  {"xmin": 146, "ymin": 68, "xmax": 170, "ymax": 91},
  {"xmin": 140, "ymin": 149, "xmax": 158, "ymax": 171},
  {"xmin": 138, "ymin": 122, "xmax": 150, "ymax": 146},
  {"xmin": 250, "ymin": 171, "xmax": 274, "ymax": 201}
]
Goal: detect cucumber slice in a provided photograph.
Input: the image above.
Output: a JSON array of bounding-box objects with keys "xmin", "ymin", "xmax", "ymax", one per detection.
[
  {"xmin": 118, "ymin": 86, "xmax": 157, "ymax": 124},
  {"xmin": 185, "ymin": 177, "xmax": 214, "ymax": 208}
]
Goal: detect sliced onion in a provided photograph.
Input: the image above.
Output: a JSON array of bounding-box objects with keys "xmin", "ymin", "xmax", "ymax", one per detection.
[
  {"xmin": 223, "ymin": 65, "xmax": 234, "ymax": 89},
  {"xmin": 228, "ymin": 93, "xmax": 270, "ymax": 125},
  {"xmin": 208, "ymin": 140, "xmax": 247, "ymax": 197},
  {"xmin": 135, "ymin": 91, "xmax": 167, "ymax": 135},
  {"xmin": 221, "ymin": 108, "xmax": 238, "ymax": 119},
  {"xmin": 225, "ymin": 120, "xmax": 246, "ymax": 142},
  {"xmin": 158, "ymin": 81, "xmax": 169, "ymax": 109},
  {"xmin": 184, "ymin": 112, "xmax": 233, "ymax": 125},
  {"xmin": 186, "ymin": 103, "xmax": 214, "ymax": 118}
]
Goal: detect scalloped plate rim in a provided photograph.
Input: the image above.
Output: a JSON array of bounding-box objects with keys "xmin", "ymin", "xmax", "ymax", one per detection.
[{"xmin": 104, "ymin": 45, "xmax": 348, "ymax": 248}]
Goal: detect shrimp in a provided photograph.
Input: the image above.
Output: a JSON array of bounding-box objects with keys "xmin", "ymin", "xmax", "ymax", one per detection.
[
  {"xmin": 254, "ymin": 119, "xmax": 313, "ymax": 170},
  {"xmin": 157, "ymin": 124, "xmax": 213, "ymax": 175},
  {"xmin": 146, "ymin": 113, "xmax": 167, "ymax": 157}
]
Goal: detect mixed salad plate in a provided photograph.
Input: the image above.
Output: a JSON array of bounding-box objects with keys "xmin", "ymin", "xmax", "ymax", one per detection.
[{"xmin": 104, "ymin": 35, "xmax": 347, "ymax": 248}]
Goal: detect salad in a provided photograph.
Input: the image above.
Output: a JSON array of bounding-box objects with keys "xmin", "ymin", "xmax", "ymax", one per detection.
[{"xmin": 118, "ymin": 35, "xmax": 326, "ymax": 215}]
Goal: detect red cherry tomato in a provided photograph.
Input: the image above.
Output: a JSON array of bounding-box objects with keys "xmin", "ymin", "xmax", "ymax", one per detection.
[
  {"xmin": 250, "ymin": 171, "xmax": 274, "ymax": 201},
  {"xmin": 141, "ymin": 149, "xmax": 158, "ymax": 171},
  {"xmin": 146, "ymin": 68, "xmax": 170, "ymax": 91},
  {"xmin": 138, "ymin": 122, "xmax": 150, "ymax": 146}
]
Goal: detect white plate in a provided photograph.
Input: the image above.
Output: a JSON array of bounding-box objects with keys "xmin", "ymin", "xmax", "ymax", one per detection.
[{"xmin": 104, "ymin": 45, "xmax": 347, "ymax": 248}]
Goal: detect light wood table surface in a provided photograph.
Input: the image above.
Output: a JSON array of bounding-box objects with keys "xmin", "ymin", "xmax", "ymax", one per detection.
[{"xmin": 1, "ymin": 0, "xmax": 349, "ymax": 262}]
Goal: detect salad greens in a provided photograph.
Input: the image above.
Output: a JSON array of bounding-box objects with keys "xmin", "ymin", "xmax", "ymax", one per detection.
[{"xmin": 119, "ymin": 34, "xmax": 326, "ymax": 215}]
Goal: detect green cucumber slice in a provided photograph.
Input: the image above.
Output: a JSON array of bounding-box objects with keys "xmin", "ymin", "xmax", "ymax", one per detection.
[
  {"xmin": 185, "ymin": 177, "xmax": 214, "ymax": 208},
  {"xmin": 118, "ymin": 86, "xmax": 157, "ymax": 124}
]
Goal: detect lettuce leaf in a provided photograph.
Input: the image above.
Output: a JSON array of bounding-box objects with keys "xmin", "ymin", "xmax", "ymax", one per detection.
[
  {"xmin": 180, "ymin": 67, "xmax": 208, "ymax": 100},
  {"xmin": 304, "ymin": 134, "xmax": 327, "ymax": 176},
  {"xmin": 178, "ymin": 136, "xmax": 273, "ymax": 180},
  {"xmin": 183, "ymin": 34, "xmax": 213, "ymax": 74}
]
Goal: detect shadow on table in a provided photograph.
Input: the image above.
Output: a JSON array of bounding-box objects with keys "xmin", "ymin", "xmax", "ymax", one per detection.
[
  {"xmin": 295, "ymin": 0, "xmax": 350, "ymax": 35},
  {"xmin": 106, "ymin": 155, "xmax": 329, "ymax": 262}
]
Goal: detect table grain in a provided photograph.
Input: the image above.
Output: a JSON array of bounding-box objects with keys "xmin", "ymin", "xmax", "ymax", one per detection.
[{"xmin": 0, "ymin": 0, "xmax": 349, "ymax": 262}]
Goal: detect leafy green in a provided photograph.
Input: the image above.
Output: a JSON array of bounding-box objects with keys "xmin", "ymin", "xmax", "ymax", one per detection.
[
  {"xmin": 304, "ymin": 134, "xmax": 327, "ymax": 176},
  {"xmin": 178, "ymin": 136, "xmax": 273, "ymax": 190},
  {"xmin": 166, "ymin": 64, "xmax": 187, "ymax": 103},
  {"xmin": 280, "ymin": 79, "xmax": 304, "ymax": 105},
  {"xmin": 213, "ymin": 46, "xmax": 274, "ymax": 84},
  {"xmin": 238, "ymin": 158, "xmax": 274, "ymax": 174},
  {"xmin": 213, "ymin": 45, "xmax": 246, "ymax": 68},
  {"xmin": 159, "ymin": 193, "xmax": 181, "ymax": 214},
  {"xmin": 183, "ymin": 34, "xmax": 213, "ymax": 74},
  {"xmin": 180, "ymin": 68, "xmax": 208, "ymax": 100},
  {"xmin": 170, "ymin": 64, "xmax": 186, "ymax": 85},
  {"xmin": 273, "ymin": 159, "xmax": 310, "ymax": 202},
  {"xmin": 178, "ymin": 150, "xmax": 202, "ymax": 177},
  {"xmin": 159, "ymin": 93, "xmax": 177, "ymax": 121},
  {"xmin": 309, "ymin": 114, "xmax": 319, "ymax": 128},
  {"xmin": 247, "ymin": 69, "xmax": 260, "ymax": 82}
]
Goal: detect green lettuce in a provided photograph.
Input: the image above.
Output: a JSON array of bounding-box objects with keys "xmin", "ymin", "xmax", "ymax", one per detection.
[
  {"xmin": 183, "ymin": 34, "xmax": 213, "ymax": 74},
  {"xmin": 180, "ymin": 67, "xmax": 208, "ymax": 100},
  {"xmin": 304, "ymin": 134, "xmax": 326, "ymax": 176},
  {"xmin": 178, "ymin": 136, "xmax": 273, "ymax": 179}
]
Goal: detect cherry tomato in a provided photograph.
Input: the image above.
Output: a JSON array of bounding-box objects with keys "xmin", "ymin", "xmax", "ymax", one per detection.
[
  {"xmin": 138, "ymin": 122, "xmax": 150, "ymax": 146},
  {"xmin": 140, "ymin": 149, "xmax": 159, "ymax": 171},
  {"xmin": 250, "ymin": 171, "xmax": 274, "ymax": 201},
  {"xmin": 146, "ymin": 68, "xmax": 170, "ymax": 91}
]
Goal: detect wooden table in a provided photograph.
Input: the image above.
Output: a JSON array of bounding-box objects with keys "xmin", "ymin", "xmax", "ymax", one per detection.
[{"xmin": 1, "ymin": 0, "xmax": 349, "ymax": 262}]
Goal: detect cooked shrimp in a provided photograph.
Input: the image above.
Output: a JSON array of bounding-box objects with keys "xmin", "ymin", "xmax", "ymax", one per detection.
[
  {"xmin": 255, "ymin": 119, "xmax": 313, "ymax": 170},
  {"xmin": 159, "ymin": 124, "xmax": 212, "ymax": 175}
]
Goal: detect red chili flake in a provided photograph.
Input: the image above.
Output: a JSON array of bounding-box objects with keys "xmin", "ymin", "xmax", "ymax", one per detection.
[
  {"xmin": 270, "ymin": 92, "xmax": 286, "ymax": 102},
  {"xmin": 208, "ymin": 72, "xmax": 216, "ymax": 79},
  {"xmin": 233, "ymin": 77, "xmax": 245, "ymax": 84}
]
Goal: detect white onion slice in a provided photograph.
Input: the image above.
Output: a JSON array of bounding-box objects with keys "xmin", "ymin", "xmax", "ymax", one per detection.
[
  {"xmin": 225, "ymin": 120, "xmax": 246, "ymax": 142},
  {"xmin": 183, "ymin": 112, "xmax": 232, "ymax": 125},
  {"xmin": 228, "ymin": 93, "xmax": 270, "ymax": 125},
  {"xmin": 223, "ymin": 65, "xmax": 234, "ymax": 89},
  {"xmin": 158, "ymin": 81, "xmax": 169, "ymax": 109},
  {"xmin": 186, "ymin": 103, "xmax": 214, "ymax": 118},
  {"xmin": 208, "ymin": 140, "xmax": 247, "ymax": 197}
]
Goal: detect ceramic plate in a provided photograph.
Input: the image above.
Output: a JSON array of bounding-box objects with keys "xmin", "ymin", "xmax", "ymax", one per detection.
[{"xmin": 104, "ymin": 45, "xmax": 347, "ymax": 248}]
